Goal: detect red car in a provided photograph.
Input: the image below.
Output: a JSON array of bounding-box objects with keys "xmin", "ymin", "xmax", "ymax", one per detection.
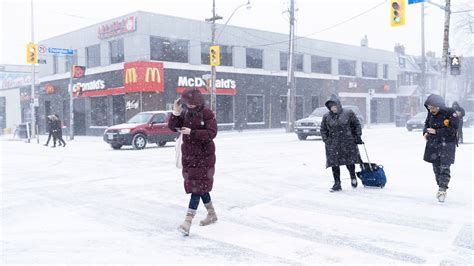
[{"xmin": 103, "ymin": 111, "xmax": 179, "ymax": 150}]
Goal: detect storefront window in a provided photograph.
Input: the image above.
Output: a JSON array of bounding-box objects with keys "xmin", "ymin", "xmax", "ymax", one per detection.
[
  {"xmin": 151, "ymin": 36, "xmax": 189, "ymax": 63},
  {"xmin": 280, "ymin": 96, "xmax": 304, "ymax": 122},
  {"xmin": 216, "ymin": 95, "xmax": 233, "ymax": 124},
  {"xmin": 338, "ymin": 59, "xmax": 356, "ymax": 76},
  {"xmin": 311, "ymin": 56, "xmax": 331, "ymax": 74},
  {"xmin": 112, "ymin": 95, "xmax": 125, "ymax": 125},
  {"xmin": 246, "ymin": 95, "xmax": 264, "ymax": 123},
  {"xmin": 90, "ymin": 96, "xmax": 108, "ymax": 126},
  {"xmin": 246, "ymin": 48, "xmax": 263, "ymax": 69},
  {"xmin": 362, "ymin": 62, "xmax": 378, "ymax": 78},
  {"xmin": 280, "ymin": 53, "xmax": 303, "ymax": 71},
  {"xmin": 201, "ymin": 43, "xmax": 232, "ymax": 66},
  {"xmin": 86, "ymin": 44, "xmax": 101, "ymax": 68},
  {"xmin": 110, "ymin": 39, "xmax": 124, "ymax": 64}
]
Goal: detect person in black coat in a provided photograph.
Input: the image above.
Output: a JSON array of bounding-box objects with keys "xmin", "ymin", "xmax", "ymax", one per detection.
[
  {"xmin": 54, "ymin": 114, "xmax": 66, "ymax": 147},
  {"xmin": 320, "ymin": 94, "xmax": 363, "ymax": 192},
  {"xmin": 423, "ymin": 94, "xmax": 459, "ymax": 202},
  {"xmin": 43, "ymin": 115, "xmax": 54, "ymax": 146},
  {"xmin": 451, "ymin": 101, "xmax": 465, "ymax": 144}
]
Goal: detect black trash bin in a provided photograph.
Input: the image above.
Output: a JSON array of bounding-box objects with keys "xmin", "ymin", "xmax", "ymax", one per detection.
[
  {"xmin": 395, "ymin": 114, "xmax": 410, "ymax": 127},
  {"xmin": 16, "ymin": 123, "xmax": 32, "ymax": 139}
]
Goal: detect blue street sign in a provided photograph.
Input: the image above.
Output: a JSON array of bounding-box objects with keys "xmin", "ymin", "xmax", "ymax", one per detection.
[
  {"xmin": 408, "ymin": 0, "xmax": 426, "ymax": 4},
  {"xmin": 48, "ymin": 47, "xmax": 75, "ymax": 55}
]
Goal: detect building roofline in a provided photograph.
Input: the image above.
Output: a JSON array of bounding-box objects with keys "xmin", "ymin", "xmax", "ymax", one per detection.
[{"xmin": 39, "ymin": 10, "xmax": 397, "ymax": 56}]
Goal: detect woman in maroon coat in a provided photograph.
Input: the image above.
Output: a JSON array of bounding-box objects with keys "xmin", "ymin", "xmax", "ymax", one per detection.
[{"xmin": 168, "ymin": 88, "xmax": 218, "ymax": 236}]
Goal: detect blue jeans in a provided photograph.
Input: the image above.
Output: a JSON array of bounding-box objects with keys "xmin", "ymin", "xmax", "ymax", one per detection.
[{"xmin": 188, "ymin": 193, "xmax": 211, "ymax": 210}]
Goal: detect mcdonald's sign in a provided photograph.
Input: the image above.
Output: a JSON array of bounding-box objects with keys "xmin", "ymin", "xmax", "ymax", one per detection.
[
  {"xmin": 124, "ymin": 61, "xmax": 164, "ymax": 93},
  {"xmin": 125, "ymin": 67, "xmax": 138, "ymax": 84},
  {"xmin": 145, "ymin": 67, "xmax": 161, "ymax": 83}
]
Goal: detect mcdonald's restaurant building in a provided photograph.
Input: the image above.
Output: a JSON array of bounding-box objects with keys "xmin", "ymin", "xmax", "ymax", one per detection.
[{"xmin": 37, "ymin": 11, "xmax": 399, "ymax": 136}]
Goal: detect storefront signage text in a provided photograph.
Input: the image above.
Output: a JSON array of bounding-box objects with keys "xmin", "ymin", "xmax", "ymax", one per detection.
[
  {"xmin": 75, "ymin": 79, "xmax": 106, "ymax": 92},
  {"xmin": 98, "ymin": 16, "xmax": 136, "ymax": 39},
  {"xmin": 178, "ymin": 76, "xmax": 236, "ymax": 89}
]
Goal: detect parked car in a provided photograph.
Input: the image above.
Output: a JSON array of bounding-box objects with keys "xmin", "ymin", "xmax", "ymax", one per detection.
[
  {"xmin": 406, "ymin": 112, "xmax": 427, "ymax": 131},
  {"xmin": 464, "ymin": 112, "xmax": 474, "ymax": 127},
  {"xmin": 103, "ymin": 111, "xmax": 179, "ymax": 150},
  {"xmin": 295, "ymin": 105, "xmax": 365, "ymax": 140}
]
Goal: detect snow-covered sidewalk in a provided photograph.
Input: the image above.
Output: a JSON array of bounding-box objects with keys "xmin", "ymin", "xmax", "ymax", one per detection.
[{"xmin": 1, "ymin": 126, "xmax": 473, "ymax": 264}]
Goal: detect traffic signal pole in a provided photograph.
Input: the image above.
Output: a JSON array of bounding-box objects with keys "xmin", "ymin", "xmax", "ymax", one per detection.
[
  {"xmin": 69, "ymin": 58, "xmax": 75, "ymax": 140},
  {"xmin": 420, "ymin": 2, "xmax": 426, "ymax": 105},
  {"xmin": 29, "ymin": 0, "xmax": 37, "ymax": 143},
  {"xmin": 211, "ymin": 0, "xmax": 217, "ymax": 113},
  {"xmin": 440, "ymin": 0, "xmax": 451, "ymax": 100}
]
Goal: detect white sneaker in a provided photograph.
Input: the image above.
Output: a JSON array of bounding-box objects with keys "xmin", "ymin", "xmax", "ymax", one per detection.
[{"xmin": 436, "ymin": 191, "xmax": 447, "ymax": 203}]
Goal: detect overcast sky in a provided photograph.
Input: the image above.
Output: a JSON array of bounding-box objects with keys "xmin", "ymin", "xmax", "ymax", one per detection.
[{"xmin": 1, "ymin": 0, "xmax": 472, "ymax": 65}]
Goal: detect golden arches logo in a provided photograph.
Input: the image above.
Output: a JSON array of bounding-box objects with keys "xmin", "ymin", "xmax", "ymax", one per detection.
[
  {"xmin": 125, "ymin": 68, "xmax": 137, "ymax": 84},
  {"xmin": 145, "ymin": 67, "xmax": 161, "ymax": 83}
]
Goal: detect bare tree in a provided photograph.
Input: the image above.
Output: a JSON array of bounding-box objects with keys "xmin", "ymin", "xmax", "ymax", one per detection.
[{"xmin": 452, "ymin": 3, "xmax": 474, "ymax": 56}]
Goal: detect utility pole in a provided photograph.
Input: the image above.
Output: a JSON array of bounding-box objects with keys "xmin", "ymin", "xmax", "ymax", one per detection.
[
  {"xmin": 29, "ymin": 0, "xmax": 37, "ymax": 143},
  {"xmin": 440, "ymin": 0, "xmax": 451, "ymax": 99},
  {"xmin": 286, "ymin": 0, "xmax": 296, "ymax": 133},
  {"xmin": 420, "ymin": 2, "xmax": 426, "ymax": 105},
  {"xmin": 205, "ymin": 0, "xmax": 222, "ymax": 113}
]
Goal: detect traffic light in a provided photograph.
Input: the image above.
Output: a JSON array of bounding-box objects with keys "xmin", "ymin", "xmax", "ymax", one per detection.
[
  {"xmin": 210, "ymin": 45, "xmax": 220, "ymax": 66},
  {"xmin": 26, "ymin": 43, "xmax": 38, "ymax": 64},
  {"xmin": 450, "ymin": 56, "xmax": 461, "ymax": 75},
  {"xmin": 391, "ymin": 0, "xmax": 406, "ymax": 27}
]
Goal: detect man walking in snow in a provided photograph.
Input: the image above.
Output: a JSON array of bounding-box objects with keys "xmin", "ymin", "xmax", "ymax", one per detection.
[
  {"xmin": 451, "ymin": 101, "xmax": 465, "ymax": 144},
  {"xmin": 321, "ymin": 94, "xmax": 363, "ymax": 192},
  {"xmin": 423, "ymin": 94, "xmax": 459, "ymax": 202}
]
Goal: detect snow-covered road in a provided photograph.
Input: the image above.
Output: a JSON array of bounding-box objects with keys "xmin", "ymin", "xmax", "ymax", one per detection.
[{"xmin": 1, "ymin": 126, "xmax": 473, "ymax": 264}]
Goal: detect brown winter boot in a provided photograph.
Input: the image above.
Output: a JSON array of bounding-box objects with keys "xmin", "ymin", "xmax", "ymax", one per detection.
[
  {"xmin": 178, "ymin": 210, "xmax": 195, "ymax": 236},
  {"xmin": 200, "ymin": 202, "xmax": 218, "ymax": 226}
]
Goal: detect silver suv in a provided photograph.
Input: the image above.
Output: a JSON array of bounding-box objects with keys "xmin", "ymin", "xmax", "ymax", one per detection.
[{"xmin": 295, "ymin": 106, "xmax": 365, "ymax": 140}]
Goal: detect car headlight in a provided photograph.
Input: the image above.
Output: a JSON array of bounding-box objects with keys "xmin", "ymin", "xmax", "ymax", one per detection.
[{"xmin": 119, "ymin": 129, "xmax": 131, "ymax": 134}]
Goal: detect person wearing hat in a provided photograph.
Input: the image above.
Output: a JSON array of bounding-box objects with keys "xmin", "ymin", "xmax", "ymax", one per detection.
[
  {"xmin": 320, "ymin": 94, "xmax": 363, "ymax": 192},
  {"xmin": 168, "ymin": 88, "xmax": 218, "ymax": 236},
  {"xmin": 423, "ymin": 94, "xmax": 459, "ymax": 202}
]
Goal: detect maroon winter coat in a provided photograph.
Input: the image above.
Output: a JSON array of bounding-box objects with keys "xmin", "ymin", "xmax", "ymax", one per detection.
[{"xmin": 168, "ymin": 105, "xmax": 217, "ymax": 194}]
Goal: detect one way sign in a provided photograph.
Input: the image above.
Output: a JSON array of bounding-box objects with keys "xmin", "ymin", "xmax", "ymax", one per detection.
[{"xmin": 450, "ymin": 56, "xmax": 461, "ymax": 75}]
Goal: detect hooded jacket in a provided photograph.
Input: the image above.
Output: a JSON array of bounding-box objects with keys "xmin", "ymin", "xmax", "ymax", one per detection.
[
  {"xmin": 320, "ymin": 94, "xmax": 362, "ymax": 168},
  {"xmin": 423, "ymin": 94, "xmax": 458, "ymax": 165}
]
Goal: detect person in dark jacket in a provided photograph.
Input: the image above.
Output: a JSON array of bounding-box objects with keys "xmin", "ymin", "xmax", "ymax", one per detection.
[
  {"xmin": 52, "ymin": 114, "xmax": 66, "ymax": 147},
  {"xmin": 451, "ymin": 101, "xmax": 465, "ymax": 144},
  {"xmin": 168, "ymin": 88, "xmax": 218, "ymax": 236},
  {"xmin": 43, "ymin": 115, "xmax": 54, "ymax": 146},
  {"xmin": 320, "ymin": 94, "xmax": 363, "ymax": 192},
  {"xmin": 423, "ymin": 94, "xmax": 459, "ymax": 202}
]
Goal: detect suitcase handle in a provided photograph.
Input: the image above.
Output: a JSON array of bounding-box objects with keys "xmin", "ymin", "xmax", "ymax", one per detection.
[{"xmin": 359, "ymin": 143, "xmax": 373, "ymax": 171}]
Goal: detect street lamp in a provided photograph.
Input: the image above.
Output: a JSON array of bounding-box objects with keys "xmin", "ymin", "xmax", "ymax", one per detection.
[{"xmin": 205, "ymin": 0, "xmax": 251, "ymax": 113}]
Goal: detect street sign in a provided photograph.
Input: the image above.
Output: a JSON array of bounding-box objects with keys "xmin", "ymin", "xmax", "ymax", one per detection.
[
  {"xmin": 48, "ymin": 47, "xmax": 75, "ymax": 55},
  {"xmin": 72, "ymin": 65, "xmax": 86, "ymax": 78},
  {"xmin": 38, "ymin": 44, "xmax": 47, "ymax": 55},
  {"xmin": 408, "ymin": 0, "xmax": 426, "ymax": 4}
]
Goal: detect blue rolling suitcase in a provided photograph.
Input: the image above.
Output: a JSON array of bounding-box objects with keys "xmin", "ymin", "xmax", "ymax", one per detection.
[{"xmin": 356, "ymin": 144, "xmax": 387, "ymax": 188}]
